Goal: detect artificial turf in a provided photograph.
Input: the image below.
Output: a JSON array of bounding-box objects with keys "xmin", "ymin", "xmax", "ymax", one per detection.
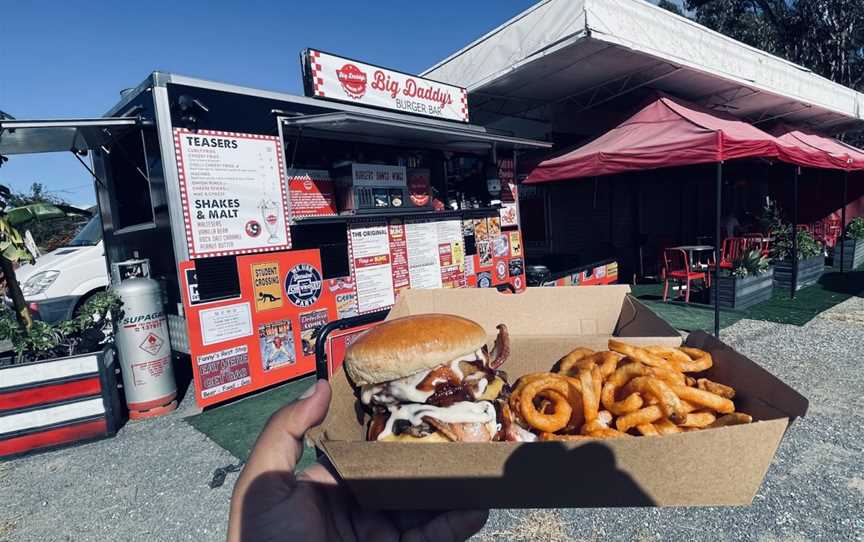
[
  {"xmin": 632, "ymin": 265, "xmax": 864, "ymax": 332},
  {"xmin": 185, "ymin": 375, "xmax": 316, "ymax": 471}
]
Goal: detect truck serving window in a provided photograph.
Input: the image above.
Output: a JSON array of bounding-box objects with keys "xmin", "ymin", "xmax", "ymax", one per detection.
[{"xmin": 109, "ymin": 129, "xmax": 156, "ymax": 230}]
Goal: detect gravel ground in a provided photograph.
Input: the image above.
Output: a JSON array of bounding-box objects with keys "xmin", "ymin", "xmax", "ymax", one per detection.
[
  {"xmin": 474, "ymin": 297, "xmax": 864, "ymax": 542},
  {"xmin": 0, "ymin": 388, "xmax": 240, "ymax": 542},
  {"xmin": 2, "ymin": 299, "xmax": 862, "ymax": 541}
]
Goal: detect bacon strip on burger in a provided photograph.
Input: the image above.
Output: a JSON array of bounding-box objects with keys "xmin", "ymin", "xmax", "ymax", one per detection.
[{"xmin": 344, "ymin": 313, "xmax": 527, "ymax": 442}]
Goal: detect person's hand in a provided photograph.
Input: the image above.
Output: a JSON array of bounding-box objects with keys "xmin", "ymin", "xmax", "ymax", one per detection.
[{"xmin": 228, "ymin": 380, "xmax": 489, "ymax": 541}]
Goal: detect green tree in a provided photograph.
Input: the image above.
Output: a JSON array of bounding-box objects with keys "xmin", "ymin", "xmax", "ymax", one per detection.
[
  {"xmin": 657, "ymin": 0, "xmax": 684, "ymax": 16},
  {"xmin": 0, "ymin": 184, "xmax": 34, "ymax": 330},
  {"xmin": 685, "ymin": 0, "xmax": 864, "ymax": 91}
]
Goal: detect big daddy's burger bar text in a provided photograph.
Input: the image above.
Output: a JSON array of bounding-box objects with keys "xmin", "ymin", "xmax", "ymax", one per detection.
[{"xmin": 370, "ymin": 71, "xmax": 454, "ymax": 116}]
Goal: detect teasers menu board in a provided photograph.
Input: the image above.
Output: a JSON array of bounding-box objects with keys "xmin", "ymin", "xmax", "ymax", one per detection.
[
  {"xmin": 180, "ymin": 249, "xmax": 336, "ymax": 407},
  {"xmin": 174, "ymin": 129, "xmax": 290, "ymax": 257},
  {"xmin": 287, "ymin": 169, "xmax": 337, "ymax": 218},
  {"xmin": 348, "ymin": 220, "xmax": 395, "ymax": 314}
]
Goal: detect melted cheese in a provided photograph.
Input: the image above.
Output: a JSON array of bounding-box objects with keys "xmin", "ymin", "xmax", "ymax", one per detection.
[
  {"xmin": 360, "ymin": 348, "xmax": 486, "ymax": 406},
  {"xmin": 377, "ymin": 400, "xmax": 497, "ymax": 441},
  {"xmin": 361, "ymin": 368, "xmax": 436, "ymax": 405}
]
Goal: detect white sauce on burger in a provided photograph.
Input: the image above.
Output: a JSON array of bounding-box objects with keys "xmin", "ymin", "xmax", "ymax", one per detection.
[
  {"xmin": 360, "ymin": 349, "xmax": 486, "ymax": 406},
  {"xmin": 376, "ymin": 400, "xmax": 497, "ymax": 441}
]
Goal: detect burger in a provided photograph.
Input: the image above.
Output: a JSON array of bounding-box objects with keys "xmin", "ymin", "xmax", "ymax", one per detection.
[{"xmin": 345, "ymin": 313, "xmax": 534, "ymax": 442}]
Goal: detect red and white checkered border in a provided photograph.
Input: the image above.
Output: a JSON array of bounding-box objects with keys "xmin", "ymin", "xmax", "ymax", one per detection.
[
  {"xmin": 309, "ymin": 50, "xmax": 326, "ymax": 97},
  {"xmin": 173, "ymin": 128, "xmax": 293, "ymax": 259}
]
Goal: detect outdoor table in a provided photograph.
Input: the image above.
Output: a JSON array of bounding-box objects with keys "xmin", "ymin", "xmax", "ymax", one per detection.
[{"xmin": 671, "ymin": 244, "xmax": 714, "ymax": 269}]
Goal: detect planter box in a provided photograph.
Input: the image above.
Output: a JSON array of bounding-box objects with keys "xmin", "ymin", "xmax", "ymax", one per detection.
[
  {"xmin": 710, "ymin": 268, "xmax": 774, "ymax": 310},
  {"xmin": 773, "ymin": 256, "xmax": 825, "ymax": 292},
  {"xmin": 832, "ymin": 238, "xmax": 864, "ymax": 270},
  {"xmin": 0, "ymin": 346, "xmax": 123, "ymax": 459}
]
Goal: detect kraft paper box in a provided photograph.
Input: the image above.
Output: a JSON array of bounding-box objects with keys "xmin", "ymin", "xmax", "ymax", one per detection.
[{"xmin": 310, "ymin": 286, "xmax": 808, "ymax": 509}]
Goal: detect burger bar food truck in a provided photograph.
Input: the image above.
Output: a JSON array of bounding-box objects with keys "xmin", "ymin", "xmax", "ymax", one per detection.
[{"xmin": 0, "ymin": 50, "xmax": 550, "ymax": 408}]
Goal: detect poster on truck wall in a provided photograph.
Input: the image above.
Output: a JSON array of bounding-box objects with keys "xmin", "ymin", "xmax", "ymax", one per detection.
[
  {"xmin": 179, "ymin": 250, "xmax": 336, "ymax": 408},
  {"xmin": 173, "ymin": 128, "xmax": 290, "ymax": 258}
]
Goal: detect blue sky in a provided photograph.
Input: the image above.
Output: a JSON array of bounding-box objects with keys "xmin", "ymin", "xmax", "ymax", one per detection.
[{"xmin": 0, "ymin": 0, "xmax": 536, "ymax": 207}]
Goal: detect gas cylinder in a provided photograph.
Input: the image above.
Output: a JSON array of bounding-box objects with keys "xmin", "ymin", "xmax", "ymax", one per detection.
[{"xmin": 113, "ymin": 278, "xmax": 177, "ymax": 419}]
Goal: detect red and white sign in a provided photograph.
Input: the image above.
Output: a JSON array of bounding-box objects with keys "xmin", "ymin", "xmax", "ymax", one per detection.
[
  {"xmin": 173, "ymin": 129, "xmax": 291, "ymax": 258},
  {"xmin": 388, "ymin": 220, "xmax": 410, "ymax": 296},
  {"xmin": 306, "ymin": 49, "xmax": 469, "ymax": 123},
  {"xmin": 287, "ymin": 169, "xmax": 337, "ymax": 218}
]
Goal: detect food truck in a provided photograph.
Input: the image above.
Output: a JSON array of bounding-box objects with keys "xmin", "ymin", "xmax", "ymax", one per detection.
[{"xmin": 0, "ymin": 50, "xmax": 550, "ymax": 407}]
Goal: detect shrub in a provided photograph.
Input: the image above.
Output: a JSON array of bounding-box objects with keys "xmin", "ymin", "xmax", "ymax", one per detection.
[
  {"xmin": 846, "ymin": 217, "xmax": 864, "ymax": 240},
  {"xmin": 731, "ymin": 249, "xmax": 770, "ymax": 278},
  {"xmin": 0, "ymin": 290, "xmax": 121, "ymax": 364}
]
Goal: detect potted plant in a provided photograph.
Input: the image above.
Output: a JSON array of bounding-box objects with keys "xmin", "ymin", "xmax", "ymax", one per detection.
[
  {"xmin": 711, "ymin": 249, "xmax": 774, "ymax": 309},
  {"xmin": 0, "ymin": 180, "xmax": 124, "ymax": 458},
  {"xmin": 770, "ymin": 225, "xmax": 825, "ymax": 292},
  {"xmin": 0, "ymin": 290, "xmax": 124, "ymax": 458},
  {"xmin": 833, "ymin": 217, "xmax": 864, "ymax": 270}
]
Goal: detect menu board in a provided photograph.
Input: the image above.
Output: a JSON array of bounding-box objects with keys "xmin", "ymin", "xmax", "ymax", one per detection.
[
  {"xmin": 173, "ymin": 129, "xmax": 290, "ymax": 258},
  {"xmin": 287, "ymin": 168, "xmax": 337, "ymax": 218},
  {"xmin": 388, "ymin": 220, "xmax": 411, "ymax": 296},
  {"xmin": 348, "ymin": 221, "xmax": 395, "ymax": 314},
  {"xmin": 405, "ymin": 220, "xmax": 443, "ymax": 289}
]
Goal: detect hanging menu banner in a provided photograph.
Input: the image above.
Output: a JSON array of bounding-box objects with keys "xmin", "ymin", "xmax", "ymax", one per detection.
[
  {"xmin": 304, "ymin": 49, "xmax": 469, "ymax": 123},
  {"xmin": 348, "ymin": 221, "xmax": 395, "ymax": 314},
  {"xmin": 174, "ymin": 129, "xmax": 290, "ymax": 258}
]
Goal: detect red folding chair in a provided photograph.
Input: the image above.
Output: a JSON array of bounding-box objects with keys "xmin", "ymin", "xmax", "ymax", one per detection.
[
  {"xmin": 742, "ymin": 233, "xmax": 766, "ymax": 255},
  {"xmin": 709, "ymin": 237, "xmax": 747, "ymax": 271},
  {"xmin": 663, "ymin": 248, "xmax": 709, "ymax": 303}
]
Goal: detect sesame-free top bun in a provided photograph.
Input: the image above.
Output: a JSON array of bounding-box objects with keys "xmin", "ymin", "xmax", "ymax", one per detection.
[{"xmin": 344, "ymin": 314, "xmax": 487, "ymax": 386}]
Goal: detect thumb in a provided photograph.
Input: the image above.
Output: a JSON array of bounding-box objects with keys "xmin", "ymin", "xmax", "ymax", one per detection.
[
  {"xmin": 245, "ymin": 379, "xmax": 332, "ymax": 475},
  {"xmin": 228, "ymin": 380, "xmax": 331, "ymax": 542}
]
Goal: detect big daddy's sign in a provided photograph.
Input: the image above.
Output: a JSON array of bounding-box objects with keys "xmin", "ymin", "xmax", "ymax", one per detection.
[{"xmin": 303, "ymin": 49, "xmax": 469, "ymax": 123}]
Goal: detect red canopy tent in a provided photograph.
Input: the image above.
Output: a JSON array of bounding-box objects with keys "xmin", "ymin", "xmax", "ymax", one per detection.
[
  {"xmin": 771, "ymin": 123, "xmax": 864, "ymax": 171},
  {"xmin": 771, "ymin": 124, "xmax": 864, "ymax": 272},
  {"xmin": 524, "ymin": 95, "xmax": 850, "ymax": 335},
  {"xmin": 525, "ymin": 95, "xmax": 839, "ymax": 184}
]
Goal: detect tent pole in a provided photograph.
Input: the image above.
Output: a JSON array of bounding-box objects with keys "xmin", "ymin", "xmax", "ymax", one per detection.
[
  {"xmin": 714, "ymin": 161, "xmax": 723, "ymax": 338},
  {"xmin": 840, "ymin": 170, "xmax": 848, "ymax": 272},
  {"xmin": 791, "ymin": 167, "xmax": 799, "ymax": 299}
]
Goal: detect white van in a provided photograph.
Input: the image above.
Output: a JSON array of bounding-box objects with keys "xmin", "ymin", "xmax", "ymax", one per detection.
[{"xmin": 15, "ymin": 215, "xmax": 110, "ymax": 324}]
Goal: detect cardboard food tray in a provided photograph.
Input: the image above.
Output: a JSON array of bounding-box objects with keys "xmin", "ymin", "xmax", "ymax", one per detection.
[{"xmin": 309, "ymin": 286, "xmax": 808, "ymax": 509}]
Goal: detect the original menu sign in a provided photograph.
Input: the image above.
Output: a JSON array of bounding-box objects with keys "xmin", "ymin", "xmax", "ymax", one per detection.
[
  {"xmin": 348, "ymin": 220, "xmax": 395, "ymax": 314},
  {"xmin": 173, "ymin": 128, "xmax": 291, "ymax": 258},
  {"xmin": 304, "ymin": 49, "xmax": 469, "ymax": 123}
]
